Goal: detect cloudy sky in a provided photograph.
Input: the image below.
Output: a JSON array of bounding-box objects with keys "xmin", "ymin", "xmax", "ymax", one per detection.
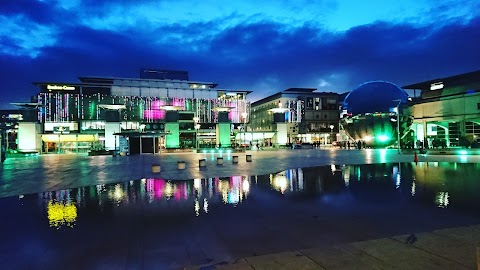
[{"xmin": 1, "ymin": 0, "xmax": 479, "ymax": 108}]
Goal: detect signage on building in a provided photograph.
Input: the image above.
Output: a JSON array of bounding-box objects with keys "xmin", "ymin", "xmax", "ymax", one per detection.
[
  {"xmin": 47, "ymin": 85, "xmax": 76, "ymax": 91},
  {"xmin": 53, "ymin": 126, "xmax": 70, "ymax": 134},
  {"xmin": 430, "ymin": 82, "xmax": 444, "ymax": 90}
]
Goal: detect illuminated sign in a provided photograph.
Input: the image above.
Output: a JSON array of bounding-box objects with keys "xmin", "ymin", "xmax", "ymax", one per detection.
[
  {"xmin": 430, "ymin": 82, "xmax": 444, "ymax": 90},
  {"xmin": 47, "ymin": 85, "xmax": 75, "ymax": 91},
  {"xmin": 53, "ymin": 126, "xmax": 70, "ymax": 134}
]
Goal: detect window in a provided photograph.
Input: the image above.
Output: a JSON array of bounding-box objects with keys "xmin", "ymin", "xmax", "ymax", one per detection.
[{"xmin": 306, "ymin": 98, "xmax": 313, "ymax": 109}]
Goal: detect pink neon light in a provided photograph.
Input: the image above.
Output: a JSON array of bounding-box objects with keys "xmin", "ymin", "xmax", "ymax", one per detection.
[
  {"xmin": 146, "ymin": 179, "xmax": 166, "ymax": 199},
  {"xmin": 172, "ymin": 98, "xmax": 184, "ymax": 107},
  {"xmin": 143, "ymin": 110, "xmax": 165, "ymax": 120},
  {"xmin": 174, "ymin": 183, "xmax": 187, "ymax": 201}
]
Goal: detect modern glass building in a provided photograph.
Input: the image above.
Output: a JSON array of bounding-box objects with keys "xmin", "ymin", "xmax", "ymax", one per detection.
[
  {"xmin": 403, "ymin": 70, "xmax": 480, "ymax": 149},
  {"xmin": 18, "ymin": 70, "xmax": 251, "ymax": 154},
  {"xmin": 250, "ymin": 88, "xmax": 339, "ymax": 146}
]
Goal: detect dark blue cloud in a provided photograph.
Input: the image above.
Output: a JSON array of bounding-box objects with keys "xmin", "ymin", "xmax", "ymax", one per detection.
[{"xmin": 0, "ymin": 2, "xmax": 479, "ymax": 109}]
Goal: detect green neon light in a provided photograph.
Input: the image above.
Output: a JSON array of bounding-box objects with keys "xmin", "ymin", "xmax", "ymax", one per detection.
[
  {"xmin": 377, "ymin": 135, "xmax": 390, "ymax": 142},
  {"xmin": 165, "ymin": 123, "xmax": 180, "ymax": 148}
]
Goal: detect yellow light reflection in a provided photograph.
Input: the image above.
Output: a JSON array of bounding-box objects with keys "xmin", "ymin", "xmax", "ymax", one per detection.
[
  {"xmin": 203, "ymin": 198, "xmax": 209, "ymax": 213},
  {"xmin": 218, "ymin": 180, "xmax": 230, "ymax": 203},
  {"xmin": 164, "ymin": 182, "xmax": 175, "ymax": 198},
  {"xmin": 330, "ymin": 164, "xmax": 336, "ymax": 173},
  {"xmin": 435, "ymin": 192, "xmax": 449, "ymax": 208},
  {"xmin": 109, "ymin": 184, "xmax": 124, "ymax": 203},
  {"xmin": 194, "ymin": 179, "xmax": 202, "ymax": 190},
  {"xmin": 47, "ymin": 201, "xmax": 77, "ymax": 229},
  {"xmin": 272, "ymin": 173, "xmax": 288, "ymax": 194},
  {"xmin": 194, "ymin": 198, "xmax": 200, "ymax": 216},
  {"xmin": 242, "ymin": 178, "xmax": 250, "ymax": 194},
  {"xmin": 343, "ymin": 167, "xmax": 350, "ymax": 186}
]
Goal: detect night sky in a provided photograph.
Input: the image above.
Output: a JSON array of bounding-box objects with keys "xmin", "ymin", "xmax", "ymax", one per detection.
[{"xmin": 1, "ymin": 0, "xmax": 479, "ymax": 109}]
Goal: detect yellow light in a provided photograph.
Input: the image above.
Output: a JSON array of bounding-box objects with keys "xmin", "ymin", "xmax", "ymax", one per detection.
[{"xmin": 47, "ymin": 201, "xmax": 77, "ymax": 229}]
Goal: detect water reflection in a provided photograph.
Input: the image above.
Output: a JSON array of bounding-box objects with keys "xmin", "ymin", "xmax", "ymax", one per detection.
[
  {"xmin": 18, "ymin": 162, "xmax": 480, "ymax": 229},
  {"xmin": 47, "ymin": 201, "xmax": 77, "ymax": 229}
]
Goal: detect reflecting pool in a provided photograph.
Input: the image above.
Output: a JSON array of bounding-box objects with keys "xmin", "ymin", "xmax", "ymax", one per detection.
[{"xmin": 1, "ymin": 162, "xmax": 480, "ymax": 269}]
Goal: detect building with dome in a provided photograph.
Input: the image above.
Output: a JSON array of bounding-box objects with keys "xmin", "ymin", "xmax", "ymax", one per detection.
[{"xmin": 340, "ymin": 81, "xmax": 413, "ymax": 148}]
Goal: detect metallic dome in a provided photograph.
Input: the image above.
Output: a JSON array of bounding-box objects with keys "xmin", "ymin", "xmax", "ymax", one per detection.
[
  {"xmin": 340, "ymin": 81, "xmax": 412, "ymax": 147},
  {"xmin": 342, "ymin": 81, "xmax": 408, "ymax": 115}
]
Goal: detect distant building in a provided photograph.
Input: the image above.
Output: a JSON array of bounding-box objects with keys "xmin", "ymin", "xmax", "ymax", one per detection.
[
  {"xmin": 15, "ymin": 70, "xmax": 250, "ymax": 154},
  {"xmin": 139, "ymin": 69, "xmax": 189, "ymax": 80},
  {"xmin": 250, "ymin": 88, "xmax": 340, "ymax": 146}
]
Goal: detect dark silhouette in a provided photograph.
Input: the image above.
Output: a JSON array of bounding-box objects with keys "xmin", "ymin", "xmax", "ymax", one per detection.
[{"xmin": 405, "ymin": 233, "xmax": 417, "ymax": 244}]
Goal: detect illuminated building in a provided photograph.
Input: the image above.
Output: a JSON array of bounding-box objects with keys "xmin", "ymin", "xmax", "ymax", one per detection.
[
  {"xmin": 340, "ymin": 81, "xmax": 412, "ymax": 147},
  {"xmin": 250, "ymin": 88, "xmax": 339, "ymax": 146},
  {"xmin": 403, "ymin": 70, "xmax": 480, "ymax": 149},
  {"xmin": 18, "ymin": 69, "xmax": 250, "ymax": 154}
]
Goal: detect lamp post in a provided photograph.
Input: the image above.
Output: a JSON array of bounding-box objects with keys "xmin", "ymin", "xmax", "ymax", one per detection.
[
  {"xmin": 393, "ymin": 99, "xmax": 402, "ymax": 154},
  {"xmin": 329, "ymin": 125, "xmax": 334, "ymax": 144},
  {"xmin": 193, "ymin": 117, "xmax": 200, "ymax": 150},
  {"xmin": 241, "ymin": 112, "xmax": 248, "ymax": 150}
]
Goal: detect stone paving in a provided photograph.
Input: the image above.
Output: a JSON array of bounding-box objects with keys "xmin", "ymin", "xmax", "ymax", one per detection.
[
  {"xmin": 1, "ymin": 148, "xmax": 480, "ymax": 269},
  {"xmin": 189, "ymin": 225, "xmax": 480, "ymax": 270},
  {"xmin": 1, "ymin": 148, "xmax": 479, "ymax": 198}
]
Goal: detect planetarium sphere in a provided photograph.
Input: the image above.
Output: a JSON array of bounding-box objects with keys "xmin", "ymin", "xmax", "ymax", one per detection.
[
  {"xmin": 342, "ymin": 81, "xmax": 408, "ymax": 115},
  {"xmin": 340, "ymin": 81, "xmax": 411, "ymax": 148}
]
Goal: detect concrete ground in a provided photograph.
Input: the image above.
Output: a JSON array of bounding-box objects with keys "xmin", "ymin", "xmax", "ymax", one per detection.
[{"xmin": 1, "ymin": 148, "xmax": 480, "ymax": 269}]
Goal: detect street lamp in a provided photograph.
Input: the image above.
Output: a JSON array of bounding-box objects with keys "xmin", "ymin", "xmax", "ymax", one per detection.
[
  {"xmin": 393, "ymin": 99, "xmax": 402, "ymax": 154},
  {"xmin": 241, "ymin": 112, "xmax": 248, "ymax": 150},
  {"xmin": 193, "ymin": 117, "xmax": 200, "ymax": 150},
  {"xmin": 329, "ymin": 125, "xmax": 334, "ymax": 144}
]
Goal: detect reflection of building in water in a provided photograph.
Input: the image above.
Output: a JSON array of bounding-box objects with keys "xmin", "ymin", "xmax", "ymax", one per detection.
[
  {"xmin": 270, "ymin": 168, "xmax": 305, "ymax": 194},
  {"xmin": 343, "ymin": 165, "xmax": 350, "ymax": 187},
  {"xmin": 33, "ymin": 175, "xmax": 253, "ymax": 225},
  {"xmin": 145, "ymin": 179, "xmax": 188, "ymax": 201},
  {"xmin": 393, "ymin": 164, "xmax": 401, "ymax": 189}
]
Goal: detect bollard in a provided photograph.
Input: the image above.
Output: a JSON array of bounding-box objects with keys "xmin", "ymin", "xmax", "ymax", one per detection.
[
  {"xmin": 152, "ymin": 164, "xmax": 161, "ymax": 173},
  {"xmin": 217, "ymin": 157, "xmax": 224, "ymax": 165},
  {"xmin": 232, "ymin": 155, "xmax": 239, "ymax": 164},
  {"xmin": 246, "ymin": 155, "xmax": 252, "ymax": 162},
  {"xmin": 177, "ymin": 161, "xmax": 186, "ymax": 170},
  {"xmin": 414, "ymin": 152, "xmax": 418, "ymax": 164},
  {"xmin": 199, "ymin": 159, "xmax": 207, "ymax": 168}
]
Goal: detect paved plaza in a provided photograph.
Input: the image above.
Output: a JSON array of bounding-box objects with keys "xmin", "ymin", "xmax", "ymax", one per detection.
[
  {"xmin": 1, "ymin": 148, "xmax": 480, "ymax": 269},
  {"xmin": 1, "ymin": 148, "xmax": 479, "ymax": 198}
]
